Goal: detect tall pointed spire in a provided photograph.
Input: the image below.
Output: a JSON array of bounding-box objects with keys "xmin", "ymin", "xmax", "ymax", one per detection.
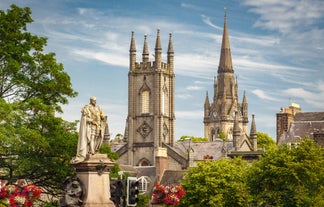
[
  {"xmin": 218, "ymin": 8, "xmax": 233, "ymax": 73},
  {"xmin": 129, "ymin": 31, "xmax": 136, "ymax": 70},
  {"xmin": 250, "ymin": 114, "xmax": 257, "ymax": 136},
  {"xmin": 155, "ymin": 29, "xmax": 162, "ymax": 69},
  {"xmin": 204, "ymin": 91, "xmax": 210, "ymax": 108},
  {"xmin": 250, "ymin": 114, "xmax": 258, "ymax": 151},
  {"xmin": 142, "ymin": 34, "xmax": 149, "ymax": 62},
  {"xmin": 167, "ymin": 33, "xmax": 174, "ymax": 54},
  {"xmin": 233, "ymin": 110, "xmax": 241, "ymax": 150},
  {"xmin": 167, "ymin": 33, "xmax": 174, "ymax": 71}
]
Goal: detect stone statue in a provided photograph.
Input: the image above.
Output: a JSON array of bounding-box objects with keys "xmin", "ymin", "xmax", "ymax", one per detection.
[
  {"xmin": 59, "ymin": 177, "xmax": 84, "ymax": 207},
  {"xmin": 71, "ymin": 97, "xmax": 107, "ymax": 164}
]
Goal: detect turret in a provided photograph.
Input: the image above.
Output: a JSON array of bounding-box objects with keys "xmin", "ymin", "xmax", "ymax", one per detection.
[
  {"xmin": 204, "ymin": 91, "xmax": 210, "ymax": 117},
  {"xmin": 129, "ymin": 31, "xmax": 136, "ymax": 70},
  {"xmin": 142, "ymin": 34, "xmax": 149, "ymax": 63},
  {"xmin": 250, "ymin": 114, "xmax": 257, "ymax": 151},
  {"xmin": 167, "ymin": 33, "xmax": 174, "ymax": 71},
  {"xmin": 233, "ymin": 111, "xmax": 241, "ymax": 151},
  {"xmin": 155, "ymin": 29, "xmax": 162, "ymax": 69},
  {"xmin": 242, "ymin": 91, "xmax": 248, "ymax": 121}
]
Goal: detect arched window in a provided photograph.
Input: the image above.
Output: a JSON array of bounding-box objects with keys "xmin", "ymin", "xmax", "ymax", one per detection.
[
  {"xmin": 141, "ymin": 90, "xmax": 150, "ymax": 114},
  {"xmin": 162, "ymin": 85, "xmax": 168, "ymax": 115},
  {"xmin": 138, "ymin": 159, "xmax": 150, "ymax": 166}
]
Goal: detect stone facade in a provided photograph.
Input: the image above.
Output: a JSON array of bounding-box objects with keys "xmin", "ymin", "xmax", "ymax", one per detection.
[
  {"xmin": 276, "ymin": 103, "xmax": 324, "ymax": 147},
  {"xmin": 276, "ymin": 102, "xmax": 301, "ymax": 143},
  {"xmin": 113, "ymin": 13, "xmax": 262, "ymax": 179},
  {"xmin": 203, "ymin": 14, "xmax": 248, "ymax": 141},
  {"xmin": 119, "ymin": 30, "xmax": 175, "ymax": 167}
]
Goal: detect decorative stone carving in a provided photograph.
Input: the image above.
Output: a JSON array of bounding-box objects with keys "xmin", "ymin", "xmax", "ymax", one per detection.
[{"xmin": 137, "ymin": 121, "xmax": 152, "ymax": 138}]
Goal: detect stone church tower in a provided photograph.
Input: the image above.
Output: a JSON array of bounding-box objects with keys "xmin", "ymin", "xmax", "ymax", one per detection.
[
  {"xmin": 122, "ymin": 30, "xmax": 175, "ymax": 166},
  {"xmin": 204, "ymin": 13, "xmax": 249, "ymax": 141}
]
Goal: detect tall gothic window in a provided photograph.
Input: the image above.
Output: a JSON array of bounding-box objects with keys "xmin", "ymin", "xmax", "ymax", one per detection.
[
  {"xmin": 141, "ymin": 90, "xmax": 150, "ymax": 114},
  {"xmin": 162, "ymin": 85, "xmax": 168, "ymax": 115}
]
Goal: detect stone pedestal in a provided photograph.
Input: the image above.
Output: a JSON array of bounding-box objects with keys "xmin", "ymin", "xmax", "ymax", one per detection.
[{"xmin": 72, "ymin": 154, "xmax": 115, "ymax": 207}]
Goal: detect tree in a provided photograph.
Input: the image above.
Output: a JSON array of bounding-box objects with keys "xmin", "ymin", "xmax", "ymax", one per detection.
[
  {"xmin": 180, "ymin": 158, "xmax": 252, "ymax": 207},
  {"xmin": 99, "ymin": 143, "xmax": 120, "ymax": 178},
  {"xmin": 0, "ymin": 4, "xmax": 78, "ymax": 201},
  {"xmin": 256, "ymin": 132, "xmax": 276, "ymax": 151},
  {"xmin": 178, "ymin": 135, "xmax": 208, "ymax": 142},
  {"xmin": 248, "ymin": 138, "xmax": 324, "ymax": 206}
]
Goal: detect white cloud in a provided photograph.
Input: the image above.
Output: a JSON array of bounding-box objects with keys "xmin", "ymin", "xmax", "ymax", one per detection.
[
  {"xmin": 186, "ymin": 85, "xmax": 203, "ymax": 91},
  {"xmin": 176, "ymin": 94, "xmax": 192, "ymax": 100},
  {"xmin": 201, "ymin": 15, "xmax": 222, "ymax": 30},
  {"xmin": 243, "ymin": 0, "xmax": 324, "ymax": 34},
  {"xmin": 252, "ymin": 89, "xmax": 279, "ymax": 101},
  {"xmin": 283, "ymin": 82, "xmax": 324, "ymax": 108},
  {"xmin": 72, "ymin": 50, "xmax": 128, "ymax": 67},
  {"xmin": 181, "ymin": 3, "xmax": 203, "ymax": 11}
]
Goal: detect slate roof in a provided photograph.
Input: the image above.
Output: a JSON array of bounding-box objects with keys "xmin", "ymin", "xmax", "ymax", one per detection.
[
  {"xmin": 172, "ymin": 139, "xmax": 234, "ymax": 161},
  {"xmin": 279, "ymin": 112, "xmax": 324, "ymax": 145},
  {"xmin": 294, "ymin": 112, "xmax": 324, "ymax": 121},
  {"xmin": 159, "ymin": 170, "xmax": 187, "ymax": 186}
]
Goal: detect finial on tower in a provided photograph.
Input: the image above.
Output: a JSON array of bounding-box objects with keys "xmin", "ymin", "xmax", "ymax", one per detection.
[{"xmin": 224, "ymin": 6, "xmax": 227, "ymax": 17}]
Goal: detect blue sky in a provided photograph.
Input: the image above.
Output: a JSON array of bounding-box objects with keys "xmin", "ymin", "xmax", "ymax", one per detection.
[{"xmin": 1, "ymin": 0, "xmax": 323, "ymax": 140}]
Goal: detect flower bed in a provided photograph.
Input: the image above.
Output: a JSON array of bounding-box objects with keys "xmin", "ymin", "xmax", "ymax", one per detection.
[
  {"xmin": 152, "ymin": 184, "xmax": 185, "ymax": 206},
  {"xmin": 0, "ymin": 181, "xmax": 41, "ymax": 207}
]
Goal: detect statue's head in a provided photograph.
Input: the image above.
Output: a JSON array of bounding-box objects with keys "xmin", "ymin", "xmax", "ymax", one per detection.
[{"xmin": 90, "ymin": 96, "xmax": 97, "ymax": 105}]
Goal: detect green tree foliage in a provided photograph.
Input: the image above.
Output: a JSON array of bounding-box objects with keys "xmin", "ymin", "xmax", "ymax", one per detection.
[
  {"xmin": 99, "ymin": 143, "xmax": 120, "ymax": 178},
  {"xmin": 178, "ymin": 135, "xmax": 208, "ymax": 142},
  {"xmin": 256, "ymin": 132, "xmax": 276, "ymax": 151},
  {"xmin": 248, "ymin": 138, "xmax": 324, "ymax": 206},
  {"xmin": 180, "ymin": 158, "xmax": 251, "ymax": 207},
  {"xmin": 0, "ymin": 4, "xmax": 78, "ymax": 199}
]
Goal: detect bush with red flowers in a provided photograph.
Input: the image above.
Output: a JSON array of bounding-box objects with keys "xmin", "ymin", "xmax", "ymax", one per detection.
[
  {"xmin": 152, "ymin": 184, "xmax": 185, "ymax": 206},
  {"xmin": 0, "ymin": 182, "xmax": 41, "ymax": 207}
]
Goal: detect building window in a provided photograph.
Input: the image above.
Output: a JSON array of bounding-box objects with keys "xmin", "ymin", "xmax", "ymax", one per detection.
[
  {"xmin": 162, "ymin": 85, "xmax": 168, "ymax": 115},
  {"xmin": 141, "ymin": 90, "xmax": 150, "ymax": 114}
]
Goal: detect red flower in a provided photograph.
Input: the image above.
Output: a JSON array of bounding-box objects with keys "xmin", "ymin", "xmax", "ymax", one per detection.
[
  {"xmin": 0, "ymin": 182, "xmax": 41, "ymax": 207},
  {"xmin": 152, "ymin": 184, "xmax": 186, "ymax": 205}
]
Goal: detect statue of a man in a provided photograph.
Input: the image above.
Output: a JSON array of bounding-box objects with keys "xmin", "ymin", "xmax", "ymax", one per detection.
[{"xmin": 71, "ymin": 97, "xmax": 107, "ymax": 164}]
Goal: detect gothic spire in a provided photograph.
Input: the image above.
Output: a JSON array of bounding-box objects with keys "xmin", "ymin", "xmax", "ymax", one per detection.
[
  {"xmin": 142, "ymin": 34, "xmax": 149, "ymax": 62},
  {"xmin": 167, "ymin": 33, "xmax": 174, "ymax": 54},
  {"xmin": 129, "ymin": 31, "xmax": 136, "ymax": 70},
  {"xmin": 218, "ymin": 10, "xmax": 233, "ymax": 73},
  {"xmin": 155, "ymin": 29, "xmax": 162, "ymax": 69},
  {"xmin": 204, "ymin": 91, "xmax": 210, "ymax": 108},
  {"xmin": 242, "ymin": 90, "xmax": 247, "ymax": 104},
  {"xmin": 167, "ymin": 33, "xmax": 174, "ymax": 71},
  {"xmin": 233, "ymin": 110, "xmax": 241, "ymax": 150},
  {"xmin": 250, "ymin": 114, "xmax": 258, "ymax": 151},
  {"xmin": 250, "ymin": 114, "xmax": 257, "ymax": 136}
]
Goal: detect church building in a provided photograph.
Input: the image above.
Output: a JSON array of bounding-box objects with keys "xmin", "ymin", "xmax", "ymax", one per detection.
[
  {"xmin": 115, "ymin": 30, "xmax": 175, "ymax": 167},
  {"xmin": 113, "ymin": 12, "xmax": 263, "ymax": 183},
  {"xmin": 203, "ymin": 13, "xmax": 248, "ymax": 142}
]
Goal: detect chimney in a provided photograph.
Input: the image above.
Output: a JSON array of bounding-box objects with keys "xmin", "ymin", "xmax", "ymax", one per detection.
[{"xmin": 155, "ymin": 147, "xmax": 168, "ymax": 183}]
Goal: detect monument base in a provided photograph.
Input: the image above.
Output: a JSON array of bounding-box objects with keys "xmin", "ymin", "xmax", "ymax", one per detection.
[{"xmin": 72, "ymin": 154, "xmax": 115, "ymax": 207}]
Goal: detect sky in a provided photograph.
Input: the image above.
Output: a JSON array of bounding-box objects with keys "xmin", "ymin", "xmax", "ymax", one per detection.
[{"xmin": 1, "ymin": 0, "xmax": 323, "ymax": 140}]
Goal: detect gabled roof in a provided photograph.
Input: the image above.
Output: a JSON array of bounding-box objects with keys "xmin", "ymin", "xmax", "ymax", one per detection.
[
  {"xmin": 159, "ymin": 170, "xmax": 187, "ymax": 186},
  {"xmin": 279, "ymin": 121, "xmax": 324, "ymax": 144},
  {"xmin": 172, "ymin": 140, "xmax": 234, "ymax": 161}
]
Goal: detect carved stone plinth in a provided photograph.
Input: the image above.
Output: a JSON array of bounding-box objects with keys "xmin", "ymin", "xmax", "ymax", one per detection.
[{"xmin": 72, "ymin": 154, "xmax": 115, "ymax": 207}]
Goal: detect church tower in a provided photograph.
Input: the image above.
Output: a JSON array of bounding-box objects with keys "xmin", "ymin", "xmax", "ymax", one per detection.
[
  {"xmin": 204, "ymin": 12, "xmax": 248, "ymax": 141},
  {"xmin": 123, "ymin": 30, "xmax": 175, "ymax": 166}
]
